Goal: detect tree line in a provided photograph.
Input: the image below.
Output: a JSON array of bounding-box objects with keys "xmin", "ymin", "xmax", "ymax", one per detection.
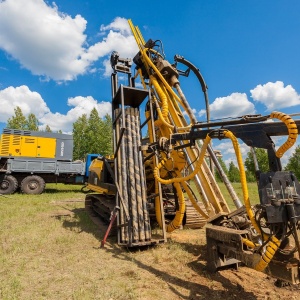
[
  {"xmin": 4, "ymin": 106, "xmax": 300, "ymax": 180},
  {"xmin": 215, "ymin": 147, "xmax": 300, "ymax": 182}
]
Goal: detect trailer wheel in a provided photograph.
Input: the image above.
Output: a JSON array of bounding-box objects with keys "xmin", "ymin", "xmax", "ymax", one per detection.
[
  {"xmin": 0, "ymin": 175, "xmax": 18, "ymax": 194},
  {"xmin": 21, "ymin": 175, "xmax": 45, "ymax": 195}
]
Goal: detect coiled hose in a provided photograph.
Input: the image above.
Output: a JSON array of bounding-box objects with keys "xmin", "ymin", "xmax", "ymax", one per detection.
[
  {"xmin": 270, "ymin": 111, "xmax": 298, "ymax": 158},
  {"xmin": 153, "ymin": 135, "xmax": 211, "ymax": 231},
  {"xmin": 151, "ymin": 76, "xmax": 172, "ymax": 128},
  {"xmin": 254, "ymin": 236, "xmax": 281, "ymax": 271},
  {"xmin": 153, "ymin": 135, "xmax": 211, "ymax": 185}
]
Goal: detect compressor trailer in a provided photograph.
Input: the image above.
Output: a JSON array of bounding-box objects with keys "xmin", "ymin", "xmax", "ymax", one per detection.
[{"xmin": 0, "ymin": 129, "xmax": 98, "ymax": 195}]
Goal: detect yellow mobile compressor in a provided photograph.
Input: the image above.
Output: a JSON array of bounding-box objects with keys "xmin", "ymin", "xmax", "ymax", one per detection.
[{"xmin": 0, "ymin": 129, "xmax": 98, "ymax": 194}]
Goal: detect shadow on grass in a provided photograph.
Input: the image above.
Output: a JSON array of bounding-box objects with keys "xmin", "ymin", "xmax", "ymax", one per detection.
[
  {"xmin": 44, "ymin": 188, "xmax": 84, "ymax": 194},
  {"xmin": 105, "ymin": 241, "xmax": 257, "ymax": 300},
  {"xmin": 54, "ymin": 206, "xmax": 257, "ymax": 299},
  {"xmin": 53, "ymin": 207, "xmax": 118, "ymax": 245}
]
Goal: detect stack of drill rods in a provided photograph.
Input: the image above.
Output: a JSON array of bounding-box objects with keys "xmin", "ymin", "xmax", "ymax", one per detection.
[
  {"xmin": 116, "ymin": 108, "xmax": 129, "ymax": 243},
  {"xmin": 133, "ymin": 108, "xmax": 151, "ymax": 241},
  {"xmin": 125, "ymin": 109, "xmax": 140, "ymax": 242},
  {"xmin": 117, "ymin": 107, "xmax": 151, "ymax": 245},
  {"xmin": 115, "ymin": 108, "xmax": 128, "ymax": 243},
  {"xmin": 130, "ymin": 108, "xmax": 147, "ymax": 242}
]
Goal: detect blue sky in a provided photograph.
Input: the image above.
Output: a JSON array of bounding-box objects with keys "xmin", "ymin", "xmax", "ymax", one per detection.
[{"xmin": 0, "ymin": 0, "xmax": 300, "ymax": 166}]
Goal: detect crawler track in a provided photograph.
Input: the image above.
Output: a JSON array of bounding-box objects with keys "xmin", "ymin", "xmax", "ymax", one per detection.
[
  {"xmin": 85, "ymin": 194, "xmax": 116, "ymax": 229},
  {"xmin": 85, "ymin": 193, "xmax": 206, "ymax": 234},
  {"xmin": 184, "ymin": 200, "xmax": 207, "ymax": 229}
]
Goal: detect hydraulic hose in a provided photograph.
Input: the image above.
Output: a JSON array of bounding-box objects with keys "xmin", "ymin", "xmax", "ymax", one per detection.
[
  {"xmin": 154, "ymin": 181, "xmax": 185, "ymax": 232},
  {"xmin": 141, "ymin": 49, "xmax": 192, "ymax": 120},
  {"xmin": 223, "ymin": 130, "xmax": 263, "ymax": 237},
  {"xmin": 242, "ymin": 238, "xmax": 260, "ymax": 249},
  {"xmin": 154, "ymin": 181, "xmax": 162, "ymax": 228},
  {"xmin": 270, "ymin": 111, "xmax": 298, "ymax": 158},
  {"xmin": 166, "ymin": 182, "xmax": 185, "ymax": 232},
  {"xmin": 151, "ymin": 76, "xmax": 170, "ymax": 126},
  {"xmin": 153, "ymin": 135, "xmax": 211, "ymax": 229},
  {"xmin": 181, "ymin": 180, "xmax": 209, "ymax": 219},
  {"xmin": 225, "ymin": 129, "xmax": 281, "ymax": 271},
  {"xmin": 254, "ymin": 236, "xmax": 281, "ymax": 272},
  {"xmin": 153, "ymin": 134, "xmax": 211, "ymax": 185},
  {"xmin": 150, "ymin": 76, "xmax": 193, "ymax": 131}
]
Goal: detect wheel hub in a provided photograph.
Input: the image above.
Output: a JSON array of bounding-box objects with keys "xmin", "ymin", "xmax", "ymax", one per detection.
[
  {"xmin": 1, "ymin": 181, "xmax": 9, "ymax": 190},
  {"xmin": 28, "ymin": 181, "xmax": 38, "ymax": 190}
]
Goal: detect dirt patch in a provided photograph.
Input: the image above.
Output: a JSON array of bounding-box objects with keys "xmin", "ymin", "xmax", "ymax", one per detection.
[{"xmin": 164, "ymin": 229, "xmax": 300, "ymax": 300}]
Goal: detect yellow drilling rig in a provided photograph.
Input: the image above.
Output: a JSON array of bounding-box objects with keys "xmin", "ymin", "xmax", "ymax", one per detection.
[{"xmin": 85, "ymin": 20, "xmax": 300, "ymax": 284}]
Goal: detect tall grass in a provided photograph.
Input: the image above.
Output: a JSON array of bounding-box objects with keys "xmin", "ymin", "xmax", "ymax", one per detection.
[{"xmin": 218, "ymin": 182, "xmax": 259, "ymax": 210}]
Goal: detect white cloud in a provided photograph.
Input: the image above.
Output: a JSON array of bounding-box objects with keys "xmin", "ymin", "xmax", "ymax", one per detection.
[
  {"xmin": 100, "ymin": 17, "xmax": 132, "ymax": 36},
  {"xmin": 199, "ymin": 93, "xmax": 256, "ymax": 120},
  {"xmin": 0, "ymin": 85, "xmax": 111, "ymax": 133},
  {"xmin": 39, "ymin": 95, "xmax": 111, "ymax": 132},
  {"xmin": 216, "ymin": 140, "xmax": 249, "ymax": 159},
  {"xmin": 251, "ymin": 81, "xmax": 300, "ymax": 110},
  {"xmin": 0, "ymin": 85, "xmax": 49, "ymax": 122},
  {"xmin": 83, "ymin": 30, "xmax": 138, "ymax": 77},
  {"xmin": 0, "ymin": 0, "xmax": 137, "ymax": 81},
  {"xmin": 0, "ymin": 0, "xmax": 87, "ymax": 81}
]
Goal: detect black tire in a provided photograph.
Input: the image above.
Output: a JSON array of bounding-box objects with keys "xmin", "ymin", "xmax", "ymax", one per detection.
[
  {"xmin": 21, "ymin": 175, "xmax": 45, "ymax": 195},
  {"xmin": 0, "ymin": 175, "xmax": 18, "ymax": 195}
]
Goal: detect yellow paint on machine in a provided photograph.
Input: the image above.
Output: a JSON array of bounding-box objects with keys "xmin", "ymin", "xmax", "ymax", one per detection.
[{"xmin": 0, "ymin": 133, "xmax": 56, "ymax": 158}]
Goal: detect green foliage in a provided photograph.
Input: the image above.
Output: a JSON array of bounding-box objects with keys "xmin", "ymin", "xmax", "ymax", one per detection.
[
  {"xmin": 100, "ymin": 114, "xmax": 113, "ymax": 156},
  {"xmin": 244, "ymin": 148, "xmax": 269, "ymax": 179},
  {"xmin": 246, "ymin": 170, "xmax": 256, "ymax": 183},
  {"xmin": 72, "ymin": 110, "xmax": 113, "ymax": 160},
  {"xmin": 45, "ymin": 125, "xmax": 52, "ymax": 132},
  {"xmin": 6, "ymin": 107, "xmax": 63, "ymax": 133},
  {"xmin": 73, "ymin": 114, "xmax": 89, "ymax": 160},
  {"xmin": 7, "ymin": 107, "xmax": 28, "ymax": 130},
  {"xmin": 214, "ymin": 157, "xmax": 228, "ymax": 182},
  {"xmin": 87, "ymin": 108, "xmax": 102, "ymax": 154},
  {"xmin": 284, "ymin": 145, "xmax": 300, "ymax": 179},
  {"xmin": 26, "ymin": 113, "xmax": 39, "ymax": 131},
  {"xmin": 7, "ymin": 107, "xmax": 39, "ymax": 131},
  {"xmin": 228, "ymin": 161, "xmax": 240, "ymax": 182}
]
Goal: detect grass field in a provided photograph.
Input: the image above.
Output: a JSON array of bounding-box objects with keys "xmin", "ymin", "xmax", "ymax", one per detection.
[{"xmin": 2, "ymin": 182, "xmax": 298, "ymax": 300}]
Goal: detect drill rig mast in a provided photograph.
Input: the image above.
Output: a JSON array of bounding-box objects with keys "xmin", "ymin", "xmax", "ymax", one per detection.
[{"xmin": 85, "ymin": 20, "xmax": 300, "ymax": 284}]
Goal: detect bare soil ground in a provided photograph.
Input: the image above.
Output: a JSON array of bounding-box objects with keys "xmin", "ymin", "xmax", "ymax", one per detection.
[
  {"xmin": 167, "ymin": 230, "xmax": 300, "ymax": 300},
  {"xmin": 1, "ymin": 191, "xmax": 300, "ymax": 299}
]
